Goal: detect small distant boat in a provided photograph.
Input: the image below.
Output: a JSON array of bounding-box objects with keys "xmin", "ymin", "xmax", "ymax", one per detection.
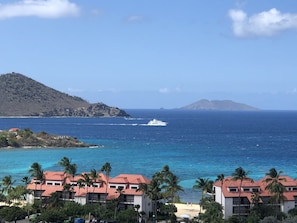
[
  {"xmin": 147, "ymin": 119, "xmax": 167, "ymax": 126},
  {"xmin": 89, "ymin": 145, "xmax": 103, "ymax": 149}
]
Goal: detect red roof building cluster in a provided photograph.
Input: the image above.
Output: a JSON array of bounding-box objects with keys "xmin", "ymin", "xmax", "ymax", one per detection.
[
  {"xmin": 213, "ymin": 176, "xmax": 297, "ymax": 219},
  {"xmin": 27, "ymin": 171, "xmax": 152, "ymax": 214}
]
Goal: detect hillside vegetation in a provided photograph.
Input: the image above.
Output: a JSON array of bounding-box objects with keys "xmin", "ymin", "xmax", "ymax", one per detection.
[
  {"xmin": 0, "ymin": 73, "xmax": 129, "ymax": 117},
  {"xmin": 0, "ymin": 128, "xmax": 91, "ymax": 148}
]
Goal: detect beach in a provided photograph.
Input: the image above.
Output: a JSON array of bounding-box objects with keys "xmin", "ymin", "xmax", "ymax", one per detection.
[{"xmin": 174, "ymin": 203, "xmax": 202, "ymax": 220}]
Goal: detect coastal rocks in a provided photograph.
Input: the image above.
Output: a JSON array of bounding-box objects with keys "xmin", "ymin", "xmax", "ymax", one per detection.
[{"xmin": 0, "ymin": 128, "xmax": 93, "ymax": 148}]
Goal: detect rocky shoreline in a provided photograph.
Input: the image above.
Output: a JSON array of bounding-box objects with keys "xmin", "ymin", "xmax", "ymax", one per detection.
[{"xmin": 0, "ymin": 128, "xmax": 95, "ymax": 148}]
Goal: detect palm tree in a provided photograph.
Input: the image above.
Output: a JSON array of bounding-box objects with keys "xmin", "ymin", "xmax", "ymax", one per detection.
[
  {"xmin": 58, "ymin": 156, "xmax": 71, "ymax": 171},
  {"xmin": 162, "ymin": 172, "xmax": 184, "ymax": 203},
  {"xmin": 22, "ymin": 176, "xmax": 30, "ymax": 186},
  {"xmin": 58, "ymin": 157, "xmax": 77, "ymax": 198},
  {"xmin": 80, "ymin": 173, "xmax": 92, "ymax": 203},
  {"xmin": 215, "ymin": 174, "xmax": 225, "ymax": 207},
  {"xmin": 193, "ymin": 177, "xmax": 212, "ymax": 201},
  {"xmin": 137, "ymin": 174, "xmax": 162, "ymax": 219},
  {"xmin": 67, "ymin": 163, "xmax": 77, "ymax": 195},
  {"xmin": 0, "ymin": 175, "xmax": 16, "ymax": 195},
  {"xmin": 160, "ymin": 165, "xmax": 183, "ymax": 203},
  {"xmin": 264, "ymin": 168, "xmax": 287, "ymax": 206},
  {"xmin": 231, "ymin": 167, "xmax": 253, "ymax": 218},
  {"xmin": 89, "ymin": 168, "xmax": 103, "ymax": 203},
  {"xmin": 101, "ymin": 162, "xmax": 112, "ymax": 205},
  {"xmin": 28, "ymin": 162, "xmax": 44, "ymax": 192},
  {"xmin": 58, "ymin": 157, "xmax": 77, "ymax": 179},
  {"xmin": 22, "ymin": 176, "xmax": 31, "ymax": 217}
]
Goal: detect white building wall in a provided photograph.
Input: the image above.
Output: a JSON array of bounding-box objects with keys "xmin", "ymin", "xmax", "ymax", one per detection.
[
  {"xmin": 283, "ymin": 200, "xmax": 295, "ymax": 213},
  {"xmin": 224, "ymin": 198, "xmax": 234, "ymax": 219},
  {"xmin": 214, "ymin": 186, "xmax": 222, "ymax": 204},
  {"xmin": 75, "ymin": 196, "xmax": 86, "ymax": 205},
  {"xmin": 133, "ymin": 195, "xmax": 152, "ymax": 215}
]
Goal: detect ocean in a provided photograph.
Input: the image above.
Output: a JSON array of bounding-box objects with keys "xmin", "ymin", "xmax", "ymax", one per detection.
[{"xmin": 1, "ymin": 109, "xmax": 297, "ymax": 203}]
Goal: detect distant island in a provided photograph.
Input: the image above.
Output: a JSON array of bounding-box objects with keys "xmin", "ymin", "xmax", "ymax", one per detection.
[
  {"xmin": 0, "ymin": 72, "xmax": 130, "ymax": 117},
  {"xmin": 180, "ymin": 99, "xmax": 259, "ymax": 111},
  {"xmin": 0, "ymin": 128, "xmax": 94, "ymax": 148}
]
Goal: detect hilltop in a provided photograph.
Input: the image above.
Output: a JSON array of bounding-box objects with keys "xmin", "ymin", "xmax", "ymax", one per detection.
[
  {"xmin": 0, "ymin": 73, "xmax": 129, "ymax": 117},
  {"xmin": 180, "ymin": 99, "xmax": 259, "ymax": 111}
]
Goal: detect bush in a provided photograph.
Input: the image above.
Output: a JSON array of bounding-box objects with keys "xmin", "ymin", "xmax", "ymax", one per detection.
[
  {"xmin": 260, "ymin": 216, "xmax": 281, "ymax": 223},
  {"xmin": 38, "ymin": 208, "xmax": 67, "ymax": 223},
  {"xmin": 0, "ymin": 206, "xmax": 26, "ymax": 222}
]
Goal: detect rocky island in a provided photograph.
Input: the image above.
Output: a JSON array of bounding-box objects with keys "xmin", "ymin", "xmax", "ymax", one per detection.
[{"xmin": 0, "ymin": 128, "xmax": 94, "ymax": 148}]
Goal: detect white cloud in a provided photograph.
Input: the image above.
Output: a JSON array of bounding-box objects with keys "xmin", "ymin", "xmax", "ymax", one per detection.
[
  {"xmin": 159, "ymin": 88, "xmax": 169, "ymax": 94},
  {"xmin": 287, "ymin": 88, "xmax": 297, "ymax": 94},
  {"xmin": 0, "ymin": 0, "xmax": 80, "ymax": 19},
  {"xmin": 125, "ymin": 15, "xmax": 144, "ymax": 23},
  {"xmin": 229, "ymin": 8, "xmax": 297, "ymax": 37}
]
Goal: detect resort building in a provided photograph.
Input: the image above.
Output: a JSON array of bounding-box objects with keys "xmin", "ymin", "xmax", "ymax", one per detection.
[
  {"xmin": 213, "ymin": 176, "xmax": 297, "ymax": 219},
  {"xmin": 27, "ymin": 171, "xmax": 152, "ymax": 215}
]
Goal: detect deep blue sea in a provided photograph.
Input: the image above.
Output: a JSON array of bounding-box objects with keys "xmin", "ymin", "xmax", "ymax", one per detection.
[{"xmin": 1, "ymin": 109, "xmax": 297, "ymax": 203}]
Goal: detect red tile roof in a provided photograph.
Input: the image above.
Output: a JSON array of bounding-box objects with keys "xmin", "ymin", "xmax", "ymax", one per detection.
[
  {"xmin": 214, "ymin": 175, "xmax": 297, "ymax": 202},
  {"xmin": 27, "ymin": 171, "xmax": 149, "ymax": 199}
]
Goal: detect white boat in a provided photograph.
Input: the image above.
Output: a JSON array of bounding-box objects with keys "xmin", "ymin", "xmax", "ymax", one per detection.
[{"xmin": 147, "ymin": 119, "xmax": 167, "ymax": 126}]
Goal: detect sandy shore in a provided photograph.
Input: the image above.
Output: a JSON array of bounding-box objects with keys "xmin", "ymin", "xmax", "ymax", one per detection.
[{"xmin": 174, "ymin": 203, "xmax": 202, "ymax": 219}]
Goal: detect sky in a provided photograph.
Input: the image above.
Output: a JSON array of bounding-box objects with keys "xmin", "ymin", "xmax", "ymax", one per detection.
[{"xmin": 1, "ymin": 0, "xmax": 297, "ymax": 110}]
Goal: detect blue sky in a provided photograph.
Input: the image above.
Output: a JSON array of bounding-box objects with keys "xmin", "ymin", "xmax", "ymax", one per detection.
[{"xmin": 1, "ymin": 0, "xmax": 297, "ymax": 110}]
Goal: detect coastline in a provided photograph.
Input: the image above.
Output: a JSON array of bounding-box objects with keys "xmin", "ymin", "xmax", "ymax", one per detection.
[{"xmin": 174, "ymin": 203, "xmax": 202, "ymax": 219}]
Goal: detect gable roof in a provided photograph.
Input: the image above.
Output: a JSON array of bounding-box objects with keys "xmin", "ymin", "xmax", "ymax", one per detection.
[{"xmin": 214, "ymin": 175, "xmax": 297, "ymax": 201}]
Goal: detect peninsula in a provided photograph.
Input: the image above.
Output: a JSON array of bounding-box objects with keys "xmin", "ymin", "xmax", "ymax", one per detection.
[{"xmin": 0, "ymin": 128, "xmax": 94, "ymax": 148}]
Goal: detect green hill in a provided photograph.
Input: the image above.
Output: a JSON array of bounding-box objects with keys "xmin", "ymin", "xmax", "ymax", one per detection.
[{"xmin": 0, "ymin": 72, "xmax": 129, "ymax": 117}]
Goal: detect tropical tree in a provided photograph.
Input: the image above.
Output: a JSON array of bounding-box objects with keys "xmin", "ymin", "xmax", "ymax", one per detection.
[
  {"xmin": 22, "ymin": 176, "xmax": 30, "ymax": 186},
  {"xmin": 29, "ymin": 162, "xmax": 44, "ymax": 181},
  {"xmin": 80, "ymin": 173, "xmax": 92, "ymax": 203},
  {"xmin": 28, "ymin": 162, "xmax": 45, "ymax": 199},
  {"xmin": 101, "ymin": 162, "xmax": 112, "ymax": 205},
  {"xmin": 0, "ymin": 175, "xmax": 16, "ymax": 195},
  {"xmin": 58, "ymin": 156, "xmax": 71, "ymax": 171},
  {"xmin": 199, "ymin": 198, "xmax": 224, "ymax": 223},
  {"xmin": 58, "ymin": 156, "xmax": 77, "ymax": 200},
  {"xmin": 216, "ymin": 173, "xmax": 225, "ymax": 206},
  {"xmin": 161, "ymin": 165, "xmax": 183, "ymax": 203},
  {"xmin": 231, "ymin": 167, "xmax": 253, "ymax": 218},
  {"xmin": 58, "ymin": 157, "xmax": 77, "ymax": 181},
  {"xmin": 89, "ymin": 168, "xmax": 103, "ymax": 202},
  {"xmin": 137, "ymin": 173, "xmax": 162, "ymax": 220},
  {"xmin": 193, "ymin": 177, "xmax": 213, "ymax": 202},
  {"xmin": 264, "ymin": 168, "xmax": 287, "ymax": 205}
]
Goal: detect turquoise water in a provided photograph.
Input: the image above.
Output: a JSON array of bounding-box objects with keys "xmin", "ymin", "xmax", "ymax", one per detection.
[{"xmin": 1, "ymin": 109, "xmax": 297, "ymax": 202}]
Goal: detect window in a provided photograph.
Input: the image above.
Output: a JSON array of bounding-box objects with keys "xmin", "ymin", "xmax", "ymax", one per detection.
[
  {"xmin": 243, "ymin": 188, "xmax": 250, "ymax": 192},
  {"xmin": 131, "ymin": 186, "xmax": 138, "ymax": 189},
  {"xmin": 55, "ymin": 182, "xmax": 60, "ymax": 186},
  {"xmin": 229, "ymin": 187, "xmax": 237, "ymax": 192},
  {"xmin": 47, "ymin": 182, "xmax": 53, "ymax": 185},
  {"xmin": 110, "ymin": 185, "xmax": 116, "ymax": 188}
]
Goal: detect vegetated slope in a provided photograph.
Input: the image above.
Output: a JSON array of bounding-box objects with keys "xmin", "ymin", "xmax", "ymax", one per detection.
[
  {"xmin": 0, "ymin": 128, "xmax": 91, "ymax": 148},
  {"xmin": 180, "ymin": 99, "xmax": 259, "ymax": 111},
  {"xmin": 0, "ymin": 72, "xmax": 129, "ymax": 117}
]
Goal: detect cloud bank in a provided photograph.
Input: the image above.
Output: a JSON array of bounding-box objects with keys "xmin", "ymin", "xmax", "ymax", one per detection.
[
  {"xmin": 0, "ymin": 0, "xmax": 80, "ymax": 19},
  {"xmin": 229, "ymin": 8, "xmax": 297, "ymax": 37}
]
